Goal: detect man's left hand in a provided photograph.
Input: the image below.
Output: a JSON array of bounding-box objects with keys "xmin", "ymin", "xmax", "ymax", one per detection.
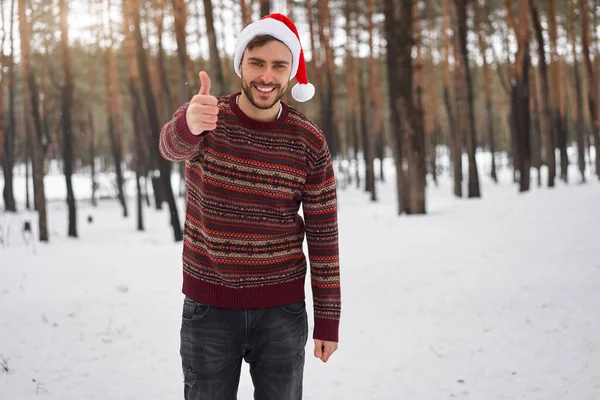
[{"xmin": 313, "ymin": 339, "xmax": 338, "ymax": 363}]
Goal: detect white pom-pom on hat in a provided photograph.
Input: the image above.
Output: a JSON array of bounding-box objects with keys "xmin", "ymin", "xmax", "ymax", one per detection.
[{"xmin": 234, "ymin": 13, "xmax": 315, "ymax": 102}]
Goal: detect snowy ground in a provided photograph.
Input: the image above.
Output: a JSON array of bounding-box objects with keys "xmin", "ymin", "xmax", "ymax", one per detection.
[{"xmin": 1, "ymin": 157, "xmax": 599, "ymax": 400}]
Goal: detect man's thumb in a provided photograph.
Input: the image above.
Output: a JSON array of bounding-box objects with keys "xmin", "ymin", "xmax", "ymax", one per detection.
[{"xmin": 199, "ymin": 71, "xmax": 211, "ymax": 95}]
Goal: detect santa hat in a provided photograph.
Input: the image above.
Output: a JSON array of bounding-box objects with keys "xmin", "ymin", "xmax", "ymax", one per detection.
[{"xmin": 234, "ymin": 13, "xmax": 315, "ymax": 102}]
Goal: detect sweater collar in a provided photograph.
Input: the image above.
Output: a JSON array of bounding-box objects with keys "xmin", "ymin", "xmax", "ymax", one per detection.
[{"xmin": 228, "ymin": 93, "xmax": 289, "ymax": 130}]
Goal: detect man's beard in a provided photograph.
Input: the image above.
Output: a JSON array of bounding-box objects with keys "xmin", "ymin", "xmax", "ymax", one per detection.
[{"xmin": 241, "ymin": 77, "xmax": 288, "ymax": 110}]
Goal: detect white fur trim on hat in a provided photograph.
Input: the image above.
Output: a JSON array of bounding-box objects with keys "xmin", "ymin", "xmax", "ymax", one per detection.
[{"xmin": 291, "ymin": 83, "xmax": 315, "ymax": 103}]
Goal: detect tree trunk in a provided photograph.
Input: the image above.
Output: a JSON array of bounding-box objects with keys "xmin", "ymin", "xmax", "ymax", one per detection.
[
  {"xmin": 579, "ymin": 0, "xmax": 600, "ymax": 179},
  {"xmin": 18, "ymin": 0, "xmax": 48, "ymax": 241},
  {"xmin": 529, "ymin": 0, "xmax": 556, "ymax": 187},
  {"xmin": 454, "ymin": 0, "xmax": 481, "ymax": 197},
  {"xmin": 475, "ymin": 0, "xmax": 497, "ymax": 183},
  {"xmin": 240, "ymin": 0, "xmax": 252, "ymax": 27},
  {"xmin": 259, "ymin": 0, "xmax": 270, "ymax": 17},
  {"xmin": 530, "ymin": 66, "xmax": 543, "ymax": 186},
  {"xmin": 2, "ymin": 0, "xmax": 16, "ymax": 212},
  {"xmin": 316, "ymin": 0, "xmax": 339, "ymax": 155},
  {"xmin": 365, "ymin": 0, "xmax": 377, "ymax": 201},
  {"xmin": 172, "ymin": 0, "xmax": 192, "ymax": 105},
  {"xmin": 344, "ymin": 0, "xmax": 360, "ymax": 188},
  {"xmin": 59, "ymin": 0, "xmax": 77, "ymax": 237},
  {"xmin": 426, "ymin": 0, "xmax": 439, "ymax": 186},
  {"xmin": 548, "ymin": 0, "xmax": 568, "ymax": 182},
  {"xmin": 156, "ymin": 0, "xmax": 174, "ymax": 121},
  {"xmin": 442, "ymin": 0, "xmax": 461, "ymax": 197},
  {"xmin": 130, "ymin": 0, "xmax": 183, "ymax": 242},
  {"xmin": 203, "ymin": 0, "xmax": 226, "ymax": 95},
  {"xmin": 568, "ymin": 0, "xmax": 585, "ymax": 182},
  {"xmin": 88, "ymin": 57, "xmax": 98, "ymax": 207},
  {"xmin": 508, "ymin": 0, "xmax": 532, "ymax": 192},
  {"xmin": 104, "ymin": 45, "xmax": 128, "ymax": 217},
  {"xmin": 412, "ymin": 0, "xmax": 426, "ymax": 204},
  {"xmin": 123, "ymin": 0, "xmax": 146, "ymax": 231},
  {"xmin": 384, "ymin": 0, "xmax": 409, "ymax": 214}
]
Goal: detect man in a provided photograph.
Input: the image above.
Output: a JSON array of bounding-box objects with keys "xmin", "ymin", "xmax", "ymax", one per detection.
[{"xmin": 159, "ymin": 13, "xmax": 341, "ymax": 400}]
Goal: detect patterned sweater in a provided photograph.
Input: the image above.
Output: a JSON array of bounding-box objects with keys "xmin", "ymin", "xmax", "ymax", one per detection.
[{"xmin": 159, "ymin": 93, "xmax": 341, "ymax": 342}]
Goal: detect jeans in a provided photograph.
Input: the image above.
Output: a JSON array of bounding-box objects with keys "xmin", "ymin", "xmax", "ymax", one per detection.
[{"xmin": 180, "ymin": 296, "xmax": 309, "ymax": 400}]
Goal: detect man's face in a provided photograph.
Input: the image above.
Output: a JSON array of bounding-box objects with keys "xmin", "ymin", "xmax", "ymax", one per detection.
[{"xmin": 240, "ymin": 40, "xmax": 293, "ymax": 110}]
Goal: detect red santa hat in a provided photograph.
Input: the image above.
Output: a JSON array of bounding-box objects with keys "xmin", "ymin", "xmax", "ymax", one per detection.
[{"xmin": 234, "ymin": 13, "xmax": 315, "ymax": 102}]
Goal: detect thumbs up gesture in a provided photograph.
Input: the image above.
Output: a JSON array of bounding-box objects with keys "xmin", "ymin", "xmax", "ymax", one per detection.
[{"xmin": 186, "ymin": 71, "xmax": 219, "ymax": 135}]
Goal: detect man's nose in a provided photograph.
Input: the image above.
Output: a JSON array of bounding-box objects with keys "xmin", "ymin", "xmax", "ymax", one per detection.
[{"xmin": 261, "ymin": 69, "xmax": 274, "ymax": 84}]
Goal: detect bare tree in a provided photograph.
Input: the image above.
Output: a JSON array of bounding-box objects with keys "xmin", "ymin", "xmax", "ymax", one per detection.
[
  {"xmin": 529, "ymin": 0, "xmax": 556, "ymax": 187},
  {"xmin": 579, "ymin": 0, "xmax": 600, "ymax": 179},
  {"xmin": 123, "ymin": 0, "xmax": 146, "ymax": 231},
  {"xmin": 1, "ymin": 0, "xmax": 17, "ymax": 211},
  {"xmin": 59, "ymin": 0, "xmax": 77, "ymax": 237},
  {"xmin": 365, "ymin": 0, "xmax": 378, "ymax": 201},
  {"xmin": 203, "ymin": 0, "xmax": 226, "ymax": 95},
  {"xmin": 441, "ymin": 0, "xmax": 461, "ymax": 197},
  {"xmin": 130, "ymin": 0, "xmax": 183, "ymax": 242},
  {"xmin": 454, "ymin": 0, "xmax": 481, "ymax": 197},
  {"xmin": 475, "ymin": 0, "xmax": 497, "ymax": 183},
  {"xmin": 104, "ymin": 0, "xmax": 128, "ymax": 218},
  {"xmin": 18, "ymin": 0, "xmax": 48, "ymax": 241},
  {"xmin": 506, "ymin": 0, "xmax": 532, "ymax": 192},
  {"xmin": 548, "ymin": 0, "xmax": 569, "ymax": 182}
]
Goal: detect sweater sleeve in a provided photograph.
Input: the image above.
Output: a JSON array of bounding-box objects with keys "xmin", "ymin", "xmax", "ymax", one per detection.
[
  {"xmin": 159, "ymin": 102, "xmax": 205, "ymax": 162},
  {"xmin": 301, "ymin": 138, "xmax": 341, "ymax": 343}
]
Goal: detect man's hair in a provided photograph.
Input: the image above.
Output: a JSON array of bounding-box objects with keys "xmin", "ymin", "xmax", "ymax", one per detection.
[{"xmin": 246, "ymin": 34, "xmax": 284, "ymax": 51}]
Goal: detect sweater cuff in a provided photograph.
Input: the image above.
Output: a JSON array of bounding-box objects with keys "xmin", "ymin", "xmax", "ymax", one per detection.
[
  {"xmin": 175, "ymin": 105, "xmax": 204, "ymax": 146},
  {"xmin": 313, "ymin": 317, "xmax": 340, "ymax": 343}
]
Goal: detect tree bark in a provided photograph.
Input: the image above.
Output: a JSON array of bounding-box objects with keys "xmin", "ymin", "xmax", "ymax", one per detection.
[
  {"xmin": 475, "ymin": 0, "xmax": 497, "ymax": 183},
  {"xmin": 579, "ymin": 0, "xmax": 600, "ymax": 179},
  {"xmin": 88, "ymin": 56, "xmax": 98, "ymax": 207},
  {"xmin": 508, "ymin": 0, "xmax": 532, "ymax": 192},
  {"xmin": 59, "ymin": 0, "xmax": 77, "ymax": 237},
  {"xmin": 384, "ymin": 0, "xmax": 408, "ymax": 214},
  {"xmin": 412, "ymin": 0, "xmax": 426, "ymax": 207},
  {"xmin": 240, "ymin": 0, "xmax": 252, "ymax": 27},
  {"xmin": 203, "ymin": 0, "xmax": 226, "ymax": 95},
  {"xmin": 386, "ymin": 0, "xmax": 423, "ymax": 214},
  {"xmin": 130, "ymin": 0, "xmax": 183, "ymax": 242},
  {"xmin": 548, "ymin": 0, "xmax": 569, "ymax": 182},
  {"xmin": 156, "ymin": 0, "xmax": 174, "ymax": 121},
  {"xmin": 104, "ymin": 46, "xmax": 128, "ymax": 217},
  {"xmin": 123, "ymin": 0, "xmax": 146, "ymax": 230},
  {"xmin": 530, "ymin": 65, "xmax": 543, "ymax": 186},
  {"xmin": 365, "ymin": 0, "xmax": 377, "ymax": 201},
  {"xmin": 2, "ymin": 0, "xmax": 17, "ymax": 212},
  {"xmin": 19, "ymin": 0, "xmax": 48, "ymax": 241},
  {"xmin": 316, "ymin": 0, "xmax": 339, "ymax": 155},
  {"xmin": 454, "ymin": 0, "xmax": 481, "ymax": 197},
  {"xmin": 259, "ymin": 0, "xmax": 270, "ymax": 17},
  {"xmin": 566, "ymin": 0, "xmax": 585, "ymax": 182},
  {"xmin": 172, "ymin": 0, "xmax": 192, "ymax": 105},
  {"xmin": 442, "ymin": 0, "xmax": 461, "ymax": 197},
  {"xmin": 529, "ymin": 0, "xmax": 556, "ymax": 187}
]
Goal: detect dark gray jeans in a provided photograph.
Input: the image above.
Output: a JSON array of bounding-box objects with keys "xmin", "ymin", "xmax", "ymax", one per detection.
[{"xmin": 180, "ymin": 296, "xmax": 308, "ymax": 400}]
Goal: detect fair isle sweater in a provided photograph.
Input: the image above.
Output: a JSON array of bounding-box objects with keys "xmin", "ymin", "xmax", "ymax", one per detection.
[{"xmin": 159, "ymin": 93, "xmax": 341, "ymax": 342}]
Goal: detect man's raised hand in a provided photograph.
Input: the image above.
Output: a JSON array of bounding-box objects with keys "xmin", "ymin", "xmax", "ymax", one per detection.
[{"xmin": 186, "ymin": 71, "xmax": 219, "ymax": 135}]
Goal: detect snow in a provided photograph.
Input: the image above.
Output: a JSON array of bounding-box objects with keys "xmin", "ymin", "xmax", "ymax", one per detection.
[{"xmin": 1, "ymin": 157, "xmax": 599, "ymax": 399}]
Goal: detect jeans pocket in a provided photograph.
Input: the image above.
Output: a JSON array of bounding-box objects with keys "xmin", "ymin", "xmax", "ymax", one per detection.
[
  {"xmin": 279, "ymin": 300, "xmax": 306, "ymax": 315},
  {"xmin": 182, "ymin": 296, "xmax": 211, "ymax": 321}
]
